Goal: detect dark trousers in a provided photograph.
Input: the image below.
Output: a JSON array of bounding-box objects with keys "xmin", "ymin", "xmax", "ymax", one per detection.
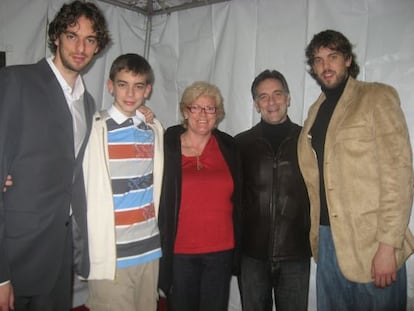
[
  {"xmin": 169, "ymin": 249, "xmax": 233, "ymax": 311},
  {"xmin": 13, "ymin": 219, "xmax": 73, "ymax": 311},
  {"xmin": 240, "ymin": 255, "xmax": 310, "ymax": 311}
]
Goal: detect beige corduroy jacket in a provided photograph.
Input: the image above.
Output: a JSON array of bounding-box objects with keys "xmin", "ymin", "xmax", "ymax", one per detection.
[{"xmin": 298, "ymin": 77, "xmax": 414, "ymax": 282}]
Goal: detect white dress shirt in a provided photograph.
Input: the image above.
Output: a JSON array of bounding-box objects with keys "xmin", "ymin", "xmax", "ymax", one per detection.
[{"xmin": 47, "ymin": 57, "xmax": 86, "ymax": 157}]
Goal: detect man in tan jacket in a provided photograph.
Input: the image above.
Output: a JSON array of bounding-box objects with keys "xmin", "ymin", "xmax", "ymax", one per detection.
[{"xmin": 298, "ymin": 29, "xmax": 414, "ymax": 311}]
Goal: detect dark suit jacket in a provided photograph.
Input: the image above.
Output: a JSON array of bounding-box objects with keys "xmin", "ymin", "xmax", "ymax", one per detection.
[{"xmin": 0, "ymin": 58, "xmax": 94, "ymax": 295}]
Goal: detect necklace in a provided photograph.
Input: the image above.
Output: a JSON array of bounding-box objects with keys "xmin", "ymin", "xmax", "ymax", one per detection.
[
  {"xmin": 188, "ymin": 146, "xmax": 203, "ymax": 171},
  {"xmin": 195, "ymin": 154, "xmax": 203, "ymax": 171},
  {"xmin": 182, "ymin": 134, "xmax": 206, "ymax": 171}
]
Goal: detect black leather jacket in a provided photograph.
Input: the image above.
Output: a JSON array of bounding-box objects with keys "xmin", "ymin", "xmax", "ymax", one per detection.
[{"xmin": 235, "ymin": 119, "xmax": 311, "ymax": 261}]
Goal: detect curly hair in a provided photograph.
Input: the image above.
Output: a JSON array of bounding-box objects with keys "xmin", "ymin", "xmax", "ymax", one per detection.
[
  {"xmin": 48, "ymin": 0, "xmax": 110, "ymax": 55},
  {"xmin": 305, "ymin": 29, "xmax": 360, "ymax": 79},
  {"xmin": 179, "ymin": 81, "xmax": 225, "ymax": 127}
]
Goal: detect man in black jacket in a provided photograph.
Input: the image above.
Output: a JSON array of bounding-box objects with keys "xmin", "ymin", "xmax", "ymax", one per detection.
[{"xmin": 235, "ymin": 70, "xmax": 311, "ymax": 311}]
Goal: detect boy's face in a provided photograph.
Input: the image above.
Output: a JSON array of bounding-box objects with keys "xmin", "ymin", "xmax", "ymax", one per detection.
[{"xmin": 107, "ymin": 70, "xmax": 152, "ymax": 117}]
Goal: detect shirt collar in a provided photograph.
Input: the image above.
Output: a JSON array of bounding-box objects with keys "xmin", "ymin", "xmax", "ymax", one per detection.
[
  {"xmin": 108, "ymin": 105, "xmax": 146, "ymax": 126},
  {"xmin": 46, "ymin": 56, "xmax": 84, "ymax": 101}
]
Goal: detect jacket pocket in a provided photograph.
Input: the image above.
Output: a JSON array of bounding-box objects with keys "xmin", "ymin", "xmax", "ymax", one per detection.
[{"xmin": 335, "ymin": 123, "xmax": 372, "ymax": 141}]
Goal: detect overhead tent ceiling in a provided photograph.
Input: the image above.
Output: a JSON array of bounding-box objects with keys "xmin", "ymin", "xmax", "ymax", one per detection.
[
  {"xmin": 96, "ymin": 0, "xmax": 231, "ymax": 58},
  {"xmin": 97, "ymin": 0, "xmax": 231, "ymax": 16}
]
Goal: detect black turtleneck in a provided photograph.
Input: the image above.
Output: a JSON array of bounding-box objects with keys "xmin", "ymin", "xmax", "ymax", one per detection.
[
  {"xmin": 261, "ymin": 118, "xmax": 291, "ymax": 153},
  {"xmin": 310, "ymin": 77, "xmax": 348, "ymax": 225}
]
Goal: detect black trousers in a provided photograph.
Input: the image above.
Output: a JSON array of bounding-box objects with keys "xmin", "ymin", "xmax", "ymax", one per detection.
[
  {"xmin": 169, "ymin": 249, "xmax": 233, "ymax": 311},
  {"xmin": 13, "ymin": 218, "xmax": 73, "ymax": 311}
]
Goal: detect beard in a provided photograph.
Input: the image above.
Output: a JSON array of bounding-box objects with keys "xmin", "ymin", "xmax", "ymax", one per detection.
[
  {"xmin": 56, "ymin": 45, "xmax": 93, "ymax": 74},
  {"xmin": 316, "ymin": 70, "xmax": 348, "ymax": 90}
]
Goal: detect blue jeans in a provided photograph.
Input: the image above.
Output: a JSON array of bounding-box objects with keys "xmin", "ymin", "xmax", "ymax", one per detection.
[
  {"xmin": 240, "ymin": 255, "xmax": 310, "ymax": 311},
  {"xmin": 170, "ymin": 250, "xmax": 233, "ymax": 311},
  {"xmin": 317, "ymin": 225, "xmax": 407, "ymax": 311}
]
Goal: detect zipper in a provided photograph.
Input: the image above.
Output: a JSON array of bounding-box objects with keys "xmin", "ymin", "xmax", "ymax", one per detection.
[{"xmin": 268, "ymin": 137, "xmax": 291, "ymax": 262}]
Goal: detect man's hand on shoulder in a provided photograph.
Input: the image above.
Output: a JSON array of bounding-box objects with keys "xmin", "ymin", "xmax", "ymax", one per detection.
[
  {"xmin": 371, "ymin": 242, "xmax": 397, "ymax": 288},
  {"xmin": 0, "ymin": 282, "xmax": 14, "ymax": 311},
  {"xmin": 138, "ymin": 106, "xmax": 154, "ymax": 124},
  {"xmin": 2, "ymin": 175, "xmax": 13, "ymax": 193}
]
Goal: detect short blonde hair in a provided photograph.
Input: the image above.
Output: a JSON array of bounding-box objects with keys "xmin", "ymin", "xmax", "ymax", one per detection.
[{"xmin": 179, "ymin": 81, "xmax": 225, "ymax": 127}]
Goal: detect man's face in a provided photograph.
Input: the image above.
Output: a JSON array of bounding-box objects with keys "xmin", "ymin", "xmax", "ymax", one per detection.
[
  {"xmin": 107, "ymin": 70, "xmax": 152, "ymax": 117},
  {"xmin": 53, "ymin": 15, "xmax": 99, "ymax": 76},
  {"xmin": 254, "ymin": 78, "xmax": 290, "ymax": 125},
  {"xmin": 312, "ymin": 47, "xmax": 351, "ymax": 89}
]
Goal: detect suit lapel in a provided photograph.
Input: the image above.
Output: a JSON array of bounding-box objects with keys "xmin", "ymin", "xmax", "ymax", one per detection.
[
  {"xmin": 74, "ymin": 93, "xmax": 95, "ymax": 176},
  {"xmin": 325, "ymin": 78, "xmax": 357, "ymax": 150},
  {"xmin": 39, "ymin": 59, "xmax": 75, "ymax": 158}
]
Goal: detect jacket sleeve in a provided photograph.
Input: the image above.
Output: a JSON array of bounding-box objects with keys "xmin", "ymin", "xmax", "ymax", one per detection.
[
  {"xmin": 215, "ymin": 130, "xmax": 243, "ymax": 275},
  {"xmin": 158, "ymin": 126, "xmax": 181, "ymax": 295},
  {"xmin": 0, "ymin": 68, "xmax": 22, "ymax": 283},
  {"xmin": 149, "ymin": 119, "xmax": 164, "ymax": 218},
  {"xmin": 83, "ymin": 114, "xmax": 117, "ymax": 280},
  {"xmin": 232, "ymin": 142, "xmax": 243, "ymax": 276},
  {"xmin": 373, "ymin": 85, "xmax": 414, "ymax": 248}
]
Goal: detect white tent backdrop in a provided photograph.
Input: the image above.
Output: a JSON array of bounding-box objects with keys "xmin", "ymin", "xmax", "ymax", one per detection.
[{"xmin": 1, "ymin": 0, "xmax": 413, "ymax": 310}]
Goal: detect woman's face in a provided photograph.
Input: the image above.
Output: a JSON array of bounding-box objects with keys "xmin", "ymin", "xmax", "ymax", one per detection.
[{"xmin": 183, "ymin": 95, "xmax": 217, "ymax": 136}]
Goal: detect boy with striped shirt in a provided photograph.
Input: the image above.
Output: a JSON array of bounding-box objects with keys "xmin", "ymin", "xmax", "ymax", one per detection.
[{"xmin": 83, "ymin": 53, "xmax": 164, "ymax": 310}]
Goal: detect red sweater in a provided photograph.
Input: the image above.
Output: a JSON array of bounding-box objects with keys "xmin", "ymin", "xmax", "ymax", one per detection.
[{"xmin": 174, "ymin": 136, "xmax": 234, "ymax": 254}]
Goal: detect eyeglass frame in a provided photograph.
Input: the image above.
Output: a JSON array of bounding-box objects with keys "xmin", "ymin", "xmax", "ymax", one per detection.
[{"xmin": 187, "ymin": 105, "xmax": 217, "ymax": 114}]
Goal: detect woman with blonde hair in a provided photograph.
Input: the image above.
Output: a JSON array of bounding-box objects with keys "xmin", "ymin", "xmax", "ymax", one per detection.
[{"xmin": 158, "ymin": 81, "xmax": 241, "ymax": 311}]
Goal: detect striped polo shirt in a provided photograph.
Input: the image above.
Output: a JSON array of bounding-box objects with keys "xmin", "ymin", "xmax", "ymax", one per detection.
[{"xmin": 106, "ymin": 106, "xmax": 161, "ymax": 269}]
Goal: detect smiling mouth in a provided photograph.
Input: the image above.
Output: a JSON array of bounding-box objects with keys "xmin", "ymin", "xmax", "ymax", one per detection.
[
  {"xmin": 267, "ymin": 108, "xmax": 279, "ymax": 113},
  {"xmin": 322, "ymin": 71, "xmax": 335, "ymax": 79},
  {"xmin": 73, "ymin": 56, "xmax": 86, "ymax": 64}
]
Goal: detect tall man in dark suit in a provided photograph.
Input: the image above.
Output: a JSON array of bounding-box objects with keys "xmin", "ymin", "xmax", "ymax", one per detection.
[{"xmin": 0, "ymin": 2, "xmax": 110, "ymax": 310}]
